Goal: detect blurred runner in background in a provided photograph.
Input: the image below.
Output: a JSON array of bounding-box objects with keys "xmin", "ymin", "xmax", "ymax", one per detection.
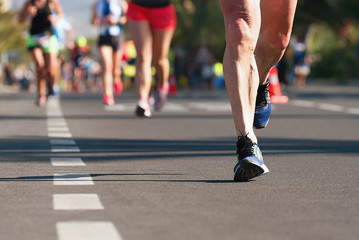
[
  {"xmin": 92, "ymin": 0, "xmax": 128, "ymax": 105},
  {"xmin": 293, "ymin": 35, "xmax": 311, "ymax": 88},
  {"xmin": 127, "ymin": 0, "xmax": 177, "ymax": 117},
  {"xmin": 70, "ymin": 36, "xmax": 90, "ymax": 93},
  {"xmin": 50, "ymin": 0, "xmax": 74, "ymax": 97},
  {"xmin": 18, "ymin": 0, "xmax": 63, "ymax": 107}
]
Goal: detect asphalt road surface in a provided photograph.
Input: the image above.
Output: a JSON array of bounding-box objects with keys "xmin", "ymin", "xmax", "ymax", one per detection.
[{"xmin": 0, "ymin": 83, "xmax": 358, "ymax": 240}]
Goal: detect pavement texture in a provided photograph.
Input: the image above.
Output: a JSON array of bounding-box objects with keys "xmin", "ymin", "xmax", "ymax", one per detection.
[{"xmin": 0, "ymin": 83, "xmax": 358, "ymax": 240}]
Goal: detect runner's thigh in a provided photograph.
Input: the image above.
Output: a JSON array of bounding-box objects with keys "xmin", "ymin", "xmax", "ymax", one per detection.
[{"xmin": 259, "ymin": 0, "xmax": 297, "ymax": 44}]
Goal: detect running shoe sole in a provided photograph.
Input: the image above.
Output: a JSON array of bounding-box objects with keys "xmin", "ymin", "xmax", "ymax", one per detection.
[{"xmin": 233, "ymin": 158, "xmax": 269, "ymax": 182}]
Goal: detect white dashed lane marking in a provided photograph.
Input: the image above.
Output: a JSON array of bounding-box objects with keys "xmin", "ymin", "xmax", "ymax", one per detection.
[
  {"xmin": 48, "ymin": 127, "xmax": 70, "ymax": 132},
  {"xmin": 48, "ymin": 132, "xmax": 73, "ymax": 138},
  {"xmin": 56, "ymin": 222, "xmax": 122, "ymax": 240},
  {"xmin": 53, "ymin": 173, "xmax": 94, "ymax": 185},
  {"xmin": 347, "ymin": 108, "xmax": 359, "ymax": 115},
  {"xmin": 317, "ymin": 103, "xmax": 344, "ymax": 112},
  {"xmin": 51, "ymin": 146, "xmax": 80, "ymax": 153},
  {"xmin": 47, "ymin": 98, "xmax": 122, "ymax": 240},
  {"xmin": 51, "ymin": 158, "xmax": 85, "ymax": 166},
  {"xmin": 53, "ymin": 194, "xmax": 104, "ymax": 210}
]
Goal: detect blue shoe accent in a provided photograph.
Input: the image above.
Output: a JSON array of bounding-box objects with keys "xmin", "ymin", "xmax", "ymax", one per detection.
[
  {"xmin": 254, "ymin": 82, "xmax": 271, "ymax": 129},
  {"xmin": 233, "ymin": 136, "xmax": 269, "ymax": 182},
  {"xmin": 254, "ymin": 103, "xmax": 271, "ymax": 129}
]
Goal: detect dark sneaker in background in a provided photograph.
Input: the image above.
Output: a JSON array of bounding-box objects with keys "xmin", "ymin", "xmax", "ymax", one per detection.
[
  {"xmin": 135, "ymin": 98, "xmax": 152, "ymax": 118},
  {"xmin": 135, "ymin": 105, "xmax": 152, "ymax": 118},
  {"xmin": 154, "ymin": 83, "xmax": 169, "ymax": 111}
]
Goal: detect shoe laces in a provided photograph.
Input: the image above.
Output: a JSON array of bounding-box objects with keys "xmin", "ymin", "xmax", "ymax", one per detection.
[
  {"xmin": 256, "ymin": 82, "xmax": 271, "ymax": 108},
  {"xmin": 236, "ymin": 134, "xmax": 263, "ymax": 160},
  {"xmin": 236, "ymin": 134, "xmax": 254, "ymax": 155}
]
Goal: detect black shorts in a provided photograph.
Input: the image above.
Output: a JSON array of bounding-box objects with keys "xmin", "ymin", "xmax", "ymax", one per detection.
[{"xmin": 98, "ymin": 35, "xmax": 125, "ymax": 52}]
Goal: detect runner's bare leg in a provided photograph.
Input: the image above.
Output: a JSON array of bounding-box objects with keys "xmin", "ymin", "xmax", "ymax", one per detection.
[
  {"xmin": 128, "ymin": 20, "xmax": 153, "ymax": 100},
  {"xmin": 219, "ymin": 0, "xmax": 261, "ymax": 142},
  {"xmin": 255, "ymin": 0, "xmax": 297, "ymax": 84}
]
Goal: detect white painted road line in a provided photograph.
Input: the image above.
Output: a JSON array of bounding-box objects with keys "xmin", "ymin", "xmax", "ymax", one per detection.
[
  {"xmin": 347, "ymin": 108, "xmax": 359, "ymax": 115},
  {"xmin": 54, "ymin": 174, "xmax": 94, "ymax": 185},
  {"xmin": 290, "ymin": 100, "xmax": 316, "ymax": 108},
  {"xmin": 53, "ymin": 194, "xmax": 104, "ymax": 210},
  {"xmin": 48, "ymin": 132, "xmax": 73, "ymax": 138},
  {"xmin": 48, "ymin": 127, "xmax": 70, "ymax": 132},
  {"xmin": 50, "ymin": 139, "xmax": 76, "ymax": 145},
  {"xmin": 161, "ymin": 102, "xmax": 188, "ymax": 112},
  {"xmin": 51, "ymin": 158, "xmax": 85, "ymax": 166},
  {"xmin": 51, "ymin": 146, "xmax": 80, "ymax": 153},
  {"xmin": 190, "ymin": 102, "xmax": 231, "ymax": 112},
  {"xmin": 291, "ymin": 100, "xmax": 359, "ymax": 115},
  {"xmin": 317, "ymin": 103, "xmax": 344, "ymax": 112},
  {"xmin": 104, "ymin": 104, "xmax": 134, "ymax": 111},
  {"xmin": 46, "ymin": 98, "xmax": 60, "ymax": 107},
  {"xmin": 56, "ymin": 222, "xmax": 122, "ymax": 240}
]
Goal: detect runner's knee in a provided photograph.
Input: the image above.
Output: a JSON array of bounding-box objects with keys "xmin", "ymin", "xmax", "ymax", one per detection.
[
  {"xmin": 153, "ymin": 57, "xmax": 168, "ymax": 70},
  {"xmin": 262, "ymin": 32, "xmax": 291, "ymax": 53},
  {"xmin": 225, "ymin": 17, "xmax": 257, "ymax": 55},
  {"xmin": 103, "ymin": 64, "xmax": 112, "ymax": 74},
  {"xmin": 36, "ymin": 65, "xmax": 45, "ymax": 75},
  {"xmin": 136, "ymin": 54, "xmax": 152, "ymax": 68}
]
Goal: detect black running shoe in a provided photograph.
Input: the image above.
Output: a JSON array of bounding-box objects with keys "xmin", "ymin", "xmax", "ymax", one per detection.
[
  {"xmin": 135, "ymin": 105, "xmax": 152, "ymax": 118},
  {"xmin": 233, "ymin": 135, "xmax": 269, "ymax": 182},
  {"xmin": 254, "ymin": 82, "xmax": 271, "ymax": 129}
]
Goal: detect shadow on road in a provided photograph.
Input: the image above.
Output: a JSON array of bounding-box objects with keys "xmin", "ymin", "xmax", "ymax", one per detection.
[
  {"xmin": 0, "ymin": 173, "xmax": 235, "ymax": 184},
  {"xmin": 0, "ymin": 136, "xmax": 356, "ymax": 183},
  {"xmin": 0, "ymin": 136, "xmax": 357, "ymax": 163}
]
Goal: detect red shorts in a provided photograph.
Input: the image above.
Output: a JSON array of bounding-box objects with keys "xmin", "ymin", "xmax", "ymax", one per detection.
[{"xmin": 127, "ymin": 2, "xmax": 177, "ymax": 30}]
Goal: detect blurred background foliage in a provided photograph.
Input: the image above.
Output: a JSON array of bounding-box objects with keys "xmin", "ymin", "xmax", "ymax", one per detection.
[
  {"xmin": 1, "ymin": 0, "xmax": 359, "ymax": 80},
  {"xmin": 0, "ymin": 2, "xmax": 26, "ymax": 57},
  {"xmin": 294, "ymin": 0, "xmax": 359, "ymax": 79}
]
